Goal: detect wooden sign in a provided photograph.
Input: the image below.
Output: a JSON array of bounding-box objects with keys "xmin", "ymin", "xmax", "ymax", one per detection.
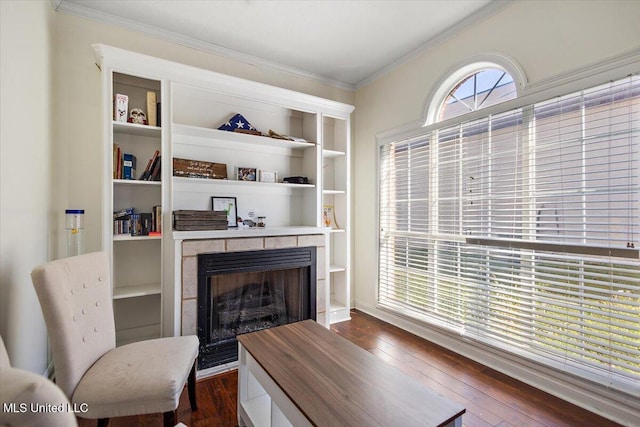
[{"xmin": 173, "ymin": 158, "xmax": 227, "ymax": 179}]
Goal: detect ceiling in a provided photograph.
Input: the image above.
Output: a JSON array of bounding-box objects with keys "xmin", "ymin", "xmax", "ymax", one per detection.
[{"xmin": 54, "ymin": 0, "xmax": 508, "ymax": 89}]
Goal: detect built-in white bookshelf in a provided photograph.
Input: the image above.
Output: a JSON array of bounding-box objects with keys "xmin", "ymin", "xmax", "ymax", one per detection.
[{"xmin": 94, "ymin": 44, "xmax": 354, "ymax": 342}]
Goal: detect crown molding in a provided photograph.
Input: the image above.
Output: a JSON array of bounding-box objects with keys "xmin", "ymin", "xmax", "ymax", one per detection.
[
  {"xmin": 355, "ymin": 0, "xmax": 516, "ymax": 89},
  {"xmin": 55, "ymin": 0, "xmax": 517, "ymax": 92},
  {"xmin": 53, "ymin": 0, "xmax": 356, "ymax": 92}
]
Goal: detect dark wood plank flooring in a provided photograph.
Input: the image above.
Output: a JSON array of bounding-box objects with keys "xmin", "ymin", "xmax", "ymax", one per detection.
[{"xmin": 78, "ymin": 310, "xmax": 622, "ymax": 427}]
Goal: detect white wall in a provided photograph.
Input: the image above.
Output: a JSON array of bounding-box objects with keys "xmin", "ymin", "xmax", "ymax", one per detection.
[{"xmin": 0, "ymin": 0, "xmax": 54, "ymax": 373}]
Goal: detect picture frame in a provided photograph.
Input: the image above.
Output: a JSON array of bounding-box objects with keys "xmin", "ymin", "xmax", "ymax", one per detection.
[
  {"xmin": 211, "ymin": 196, "xmax": 238, "ymax": 228},
  {"xmin": 259, "ymin": 170, "xmax": 278, "ymax": 183},
  {"xmin": 236, "ymin": 167, "xmax": 257, "ymax": 182},
  {"xmin": 322, "ymin": 205, "xmax": 339, "ymax": 228}
]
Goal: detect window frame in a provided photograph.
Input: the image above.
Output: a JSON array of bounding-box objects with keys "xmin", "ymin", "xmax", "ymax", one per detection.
[
  {"xmin": 422, "ymin": 53, "xmax": 527, "ymax": 126},
  {"xmin": 376, "ymin": 54, "xmax": 640, "ymax": 398}
]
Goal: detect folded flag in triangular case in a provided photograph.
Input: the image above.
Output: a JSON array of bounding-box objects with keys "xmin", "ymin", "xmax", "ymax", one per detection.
[{"xmin": 218, "ymin": 113, "xmax": 260, "ymax": 134}]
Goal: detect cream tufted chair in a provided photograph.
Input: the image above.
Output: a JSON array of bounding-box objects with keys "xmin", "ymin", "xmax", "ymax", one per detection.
[
  {"xmin": 0, "ymin": 335, "xmax": 78, "ymax": 427},
  {"xmin": 31, "ymin": 251, "xmax": 199, "ymax": 427}
]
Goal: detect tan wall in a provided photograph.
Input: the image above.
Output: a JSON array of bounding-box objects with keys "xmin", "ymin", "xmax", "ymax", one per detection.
[{"xmin": 0, "ymin": 0, "xmax": 54, "ymax": 373}]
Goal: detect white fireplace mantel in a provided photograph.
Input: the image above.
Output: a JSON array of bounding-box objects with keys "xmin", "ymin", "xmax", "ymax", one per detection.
[
  {"xmin": 165, "ymin": 227, "xmax": 330, "ymax": 373},
  {"xmin": 172, "ymin": 226, "xmax": 329, "ymax": 240}
]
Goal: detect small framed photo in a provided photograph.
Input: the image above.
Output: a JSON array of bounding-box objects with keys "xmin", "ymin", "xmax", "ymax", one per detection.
[
  {"xmin": 211, "ymin": 196, "xmax": 238, "ymax": 228},
  {"xmin": 259, "ymin": 170, "xmax": 278, "ymax": 183},
  {"xmin": 322, "ymin": 205, "xmax": 339, "ymax": 229},
  {"xmin": 236, "ymin": 167, "xmax": 257, "ymax": 182}
]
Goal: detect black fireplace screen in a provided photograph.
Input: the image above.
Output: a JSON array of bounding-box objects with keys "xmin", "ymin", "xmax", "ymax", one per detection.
[{"xmin": 197, "ymin": 247, "xmax": 316, "ymax": 369}]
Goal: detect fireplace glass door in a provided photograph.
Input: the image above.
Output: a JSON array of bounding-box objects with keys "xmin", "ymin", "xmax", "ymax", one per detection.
[{"xmin": 197, "ymin": 247, "xmax": 316, "ymax": 369}]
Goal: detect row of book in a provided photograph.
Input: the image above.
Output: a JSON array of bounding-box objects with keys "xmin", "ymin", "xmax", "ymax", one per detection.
[
  {"xmin": 113, "ymin": 145, "xmax": 161, "ymax": 181},
  {"xmin": 173, "ymin": 210, "xmax": 228, "ymax": 231},
  {"xmin": 113, "ymin": 206, "xmax": 162, "ymax": 236}
]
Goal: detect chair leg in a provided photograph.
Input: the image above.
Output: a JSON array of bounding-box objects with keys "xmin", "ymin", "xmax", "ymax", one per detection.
[
  {"xmin": 163, "ymin": 410, "xmax": 176, "ymax": 427},
  {"xmin": 97, "ymin": 419, "xmax": 109, "ymax": 427},
  {"xmin": 188, "ymin": 361, "xmax": 198, "ymax": 411}
]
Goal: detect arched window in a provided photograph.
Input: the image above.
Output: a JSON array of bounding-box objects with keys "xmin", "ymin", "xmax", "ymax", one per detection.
[
  {"xmin": 424, "ymin": 55, "xmax": 525, "ymax": 125},
  {"xmin": 438, "ymin": 68, "xmax": 515, "ymax": 121}
]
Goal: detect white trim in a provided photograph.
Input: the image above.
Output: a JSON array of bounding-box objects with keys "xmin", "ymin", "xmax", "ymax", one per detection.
[
  {"xmin": 377, "ymin": 48, "xmax": 640, "ymax": 145},
  {"xmin": 92, "ymin": 45, "xmax": 354, "ymax": 118},
  {"xmin": 55, "ymin": 0, "xmax": 354, "ymax": 91},
  {"xmin": 355, "ymin": 0, "xmax": 516, "ymax": 89},
  {"xmin": 55, "ymin": 0, "xmax": 515, "ymax": 91},
  {"xmin": 356, "ymin": 302, "xmax": 640, "ymax": 426},
  {"xmin": 422, "ymin": 52, "xmax": 527, "ymax": 125}
]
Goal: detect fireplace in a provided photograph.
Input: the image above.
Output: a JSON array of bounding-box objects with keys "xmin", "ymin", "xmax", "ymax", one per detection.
[{"xmin": 197, "ymin": 246, "xmax": 316, "ymax": 369}]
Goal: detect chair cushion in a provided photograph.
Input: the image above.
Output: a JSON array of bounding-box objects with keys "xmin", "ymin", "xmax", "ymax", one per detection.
[
  {"xmin": 0, "ymin": 366, "xmax": 78, "ymax": 427},
  {"xmin": 72, "ymin": 335, "xmax": 199, "ymax": 419}
]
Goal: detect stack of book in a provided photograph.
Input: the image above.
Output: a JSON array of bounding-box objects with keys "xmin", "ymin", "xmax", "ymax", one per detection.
[
  {"xmin": 114, "ymin": 206, "xmax": 161, "ymax": 236},
  {"xmin": 173, "ymin": 210, "xmax": 228, "ymax": 231}
]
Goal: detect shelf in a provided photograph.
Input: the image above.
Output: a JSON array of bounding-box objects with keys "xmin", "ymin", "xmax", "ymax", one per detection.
[
  {"xmin": 115, "ymin": 323, "xmax": 161, "ymax": 347},
  {"xmin": 113, "ymin": 234, "xmax": 162, "ymax": 241},
  {"xmin": 173, "ymin": 176, "xmax": 315, "ymax": 190},
  {"xmin": 113, "ymin": 121, "xmax": 161, "ymax": 137},
  {"xmin": 113, "ymin": 179, "xmax": 161, "ymax": 186},
  {"xmin": 330, "ymin": 303, "xmax": 351, "ymax": 324},
  {"xmin": 173, "ymin": 124, "xmax": 317, "ymax": 151},
  {"xmin": 113, "ymin": 283, "xmax": 161, "ymax": 299},
  {"xmin": 241, "ymin": 395, "xmax": 272, "ymax": 427},
  {"xmin": 329, "ymin": 264, "xmax": 346, "ymax": 273},
  {"xmin": 322, "ymin": 149, "xmax": 346, "ymax": 159},
  {"xmin": 173, "ymin": 226, "xmax": 328, "ymax": 240},
  {"xmin": 328, "ymin": 228, "xmax": 345, "ymax": 234}
]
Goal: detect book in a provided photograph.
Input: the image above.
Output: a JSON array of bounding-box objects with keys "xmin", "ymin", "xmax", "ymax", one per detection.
[
  {"xmin": 129, "ymin": 213, "xmax": 144, "ymax": 236},
  {"xmin": 152, "ymin": 205, "xmax": 162, "ymax": 233},
  {"xmin": 139, "ymin": 150, "xmax": 159, "ymax": 180},
  {"xmin": 123, "ymin": 153, "xmax": 136, "ymax": 180},
  {"xmin": 113, "ymin": 144, "xmax": 119, "ymax": 179},
  {"xmin": 148, "ymin": 156, "xmax": 161, "ymax": 181},
  {"xmin": 140, "ymin": 213, "xmax": 153, "ymax": 236},
  {"xmin": 147, "ymin": 92, "xmax": 157, "ymax": 126},
  {"xmin": 114, "ymin": 145, "xmax": 123, "ymax": 179},
  {"xmin": 113, "ymin": 207, "xmax": 134, "ymax": 219}
]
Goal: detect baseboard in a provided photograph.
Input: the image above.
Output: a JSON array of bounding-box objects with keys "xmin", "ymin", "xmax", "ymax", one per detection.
[{"xmin": 355, "ymin": 301, "xmax": 640, "ymax": 426}]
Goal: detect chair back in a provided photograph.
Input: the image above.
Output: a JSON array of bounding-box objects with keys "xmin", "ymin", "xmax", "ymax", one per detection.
[
  {"xmin": 31, "ymin": 251, "xmax": 116, "ymax": 398},
  {"xmin": 0, "ymin": 335, "xmax": 10, "ymax": 369}
]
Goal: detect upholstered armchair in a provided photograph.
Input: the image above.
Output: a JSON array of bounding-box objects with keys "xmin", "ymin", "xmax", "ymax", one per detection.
[
  {"xmin": 0, "ymin": 335, "xmax": 78, "ymax": 427},
  {"xmin": 31, "ymin": 251, "xmax": 199, "ymax": 427}
]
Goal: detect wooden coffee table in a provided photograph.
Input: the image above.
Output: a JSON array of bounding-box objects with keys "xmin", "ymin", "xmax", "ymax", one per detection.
[{"xmin": 237, "ymin": 319, "xmax": 465, "ymax": 427}]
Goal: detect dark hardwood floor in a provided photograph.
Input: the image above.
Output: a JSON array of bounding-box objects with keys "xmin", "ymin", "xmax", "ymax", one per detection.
[{"xmin": 78, "ymin": 310, "xmax": 622, "ymax": 427}]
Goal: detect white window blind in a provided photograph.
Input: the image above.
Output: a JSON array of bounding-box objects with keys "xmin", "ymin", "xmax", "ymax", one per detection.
[{"xmin": 378, "ymin": 75, "xmax": 640, "ymax": 394}]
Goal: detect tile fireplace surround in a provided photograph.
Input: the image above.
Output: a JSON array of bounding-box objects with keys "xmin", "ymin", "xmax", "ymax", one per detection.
[{"xmin": 176, "ymin": 228, "xmax": 328, "ymax": 377}]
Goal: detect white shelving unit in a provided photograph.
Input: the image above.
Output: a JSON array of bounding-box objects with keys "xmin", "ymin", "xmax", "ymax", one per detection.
[
  {"xmin": 95, "ymin": 44, "xmax": 354, "ymax": 337},
  {"xmin": 171, "ymin": 96, "xmax": 320, "ymax": 227},
  {"xmin": 322, "ymin": 115, "xmax": 351, "ymax": 323},
  {"xmin": 98, "ymin": 68, "xmax": 165, "ymax": 346}
]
